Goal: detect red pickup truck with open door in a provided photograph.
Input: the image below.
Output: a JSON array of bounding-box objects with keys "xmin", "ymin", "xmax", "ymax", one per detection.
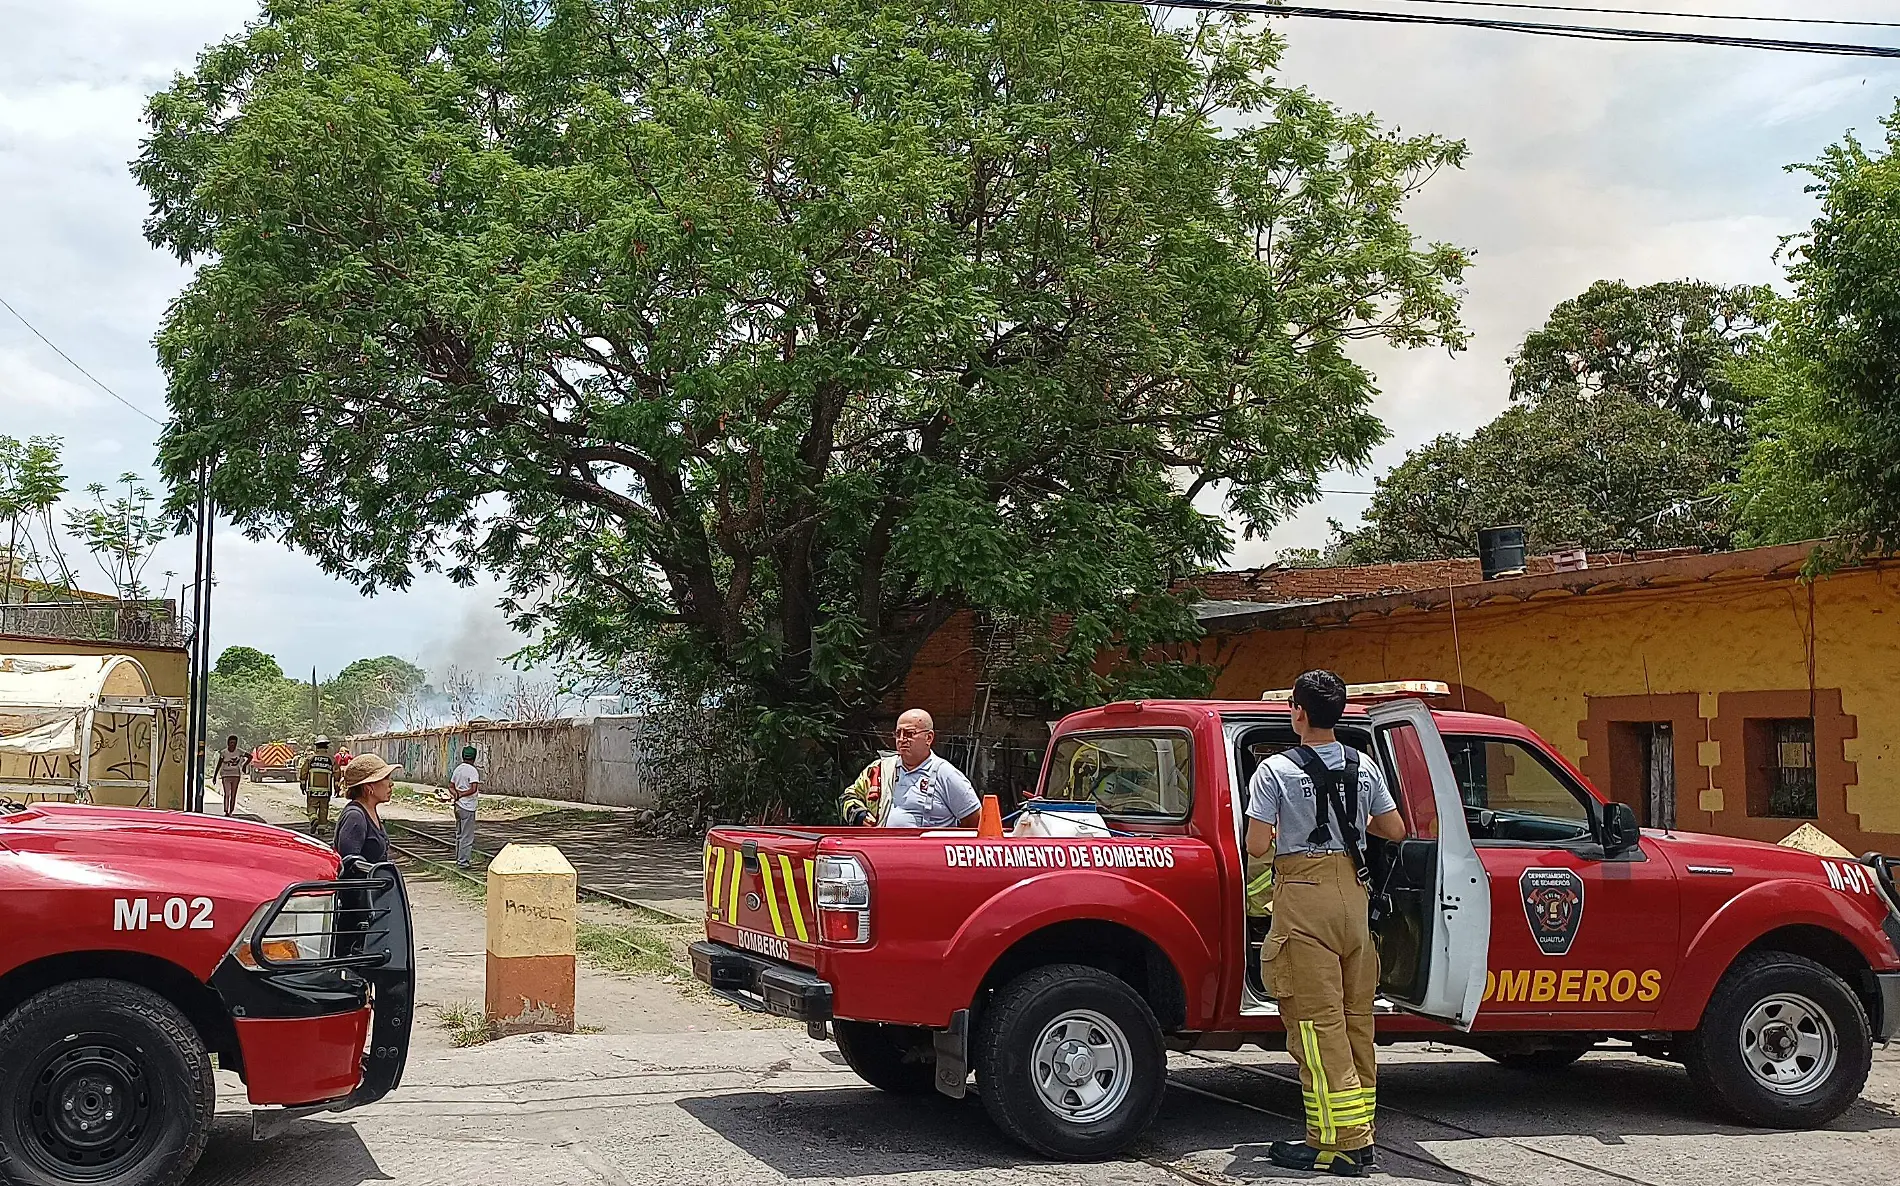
[{"xmin": 693, "ymin": 691, "xmax": 1900, "ymax": 1159}]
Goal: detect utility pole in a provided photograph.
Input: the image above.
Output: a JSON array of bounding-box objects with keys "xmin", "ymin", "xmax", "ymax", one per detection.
[{"xmin": 184, "ymin": 458, "xmax": 214, "ymax": 812}]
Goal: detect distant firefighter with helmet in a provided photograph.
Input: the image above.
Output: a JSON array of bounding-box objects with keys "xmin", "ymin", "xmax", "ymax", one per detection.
[{"xmin": 297, "ymin": 736, "xmax": 338, "ymax": 837}]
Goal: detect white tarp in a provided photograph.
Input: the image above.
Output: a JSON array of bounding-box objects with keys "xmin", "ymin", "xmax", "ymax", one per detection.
[
  {"xmin": 0, "ymin": 654, "xmax": 153, "ymax": 758},
  {"xmin": 0, "ymin": 717, "xmax": 78, "ymax": 755}
]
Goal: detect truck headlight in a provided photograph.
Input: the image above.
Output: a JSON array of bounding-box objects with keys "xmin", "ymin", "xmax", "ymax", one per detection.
[{"xmin": 231, "ymin": 890, "xmax": 336, "ymax": 968}]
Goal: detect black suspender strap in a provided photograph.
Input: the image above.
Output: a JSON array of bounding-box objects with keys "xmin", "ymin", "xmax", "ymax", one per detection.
[{"xmin": 1286, "ymin": 745, "xmax": 1370, "ymax": 886}]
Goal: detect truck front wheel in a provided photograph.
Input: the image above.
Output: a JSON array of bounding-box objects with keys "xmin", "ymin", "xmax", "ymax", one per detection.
[
  {"xmin": 974, "ymin": 964, "xmax": 1166, "ymax": 1160},
  {"xmin": 1681, "ymin": 951, "xmax": 1871, "ymax": 1128},
  {"xmin": 832, "ymin": 1021, "xmax": 937, "ymax": 1095},
  {"xmin": 0, "ymin": 979, "xmax": 214, "ymax": 1186}
]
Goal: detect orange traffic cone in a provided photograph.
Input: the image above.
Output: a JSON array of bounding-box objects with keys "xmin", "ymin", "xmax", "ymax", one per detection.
[{"xmin": 977, "ymin": 795, "xmax": 1004, "ymax": 838}]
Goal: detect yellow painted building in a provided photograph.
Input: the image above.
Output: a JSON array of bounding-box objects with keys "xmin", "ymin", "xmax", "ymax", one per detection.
[
  {"xmin": 1195, "ymin": 543, "xmax": 1900, "ymax": 854},
  {"xmin": 0, "ymin": 633, "xmax": 189, "ymax": 810}
]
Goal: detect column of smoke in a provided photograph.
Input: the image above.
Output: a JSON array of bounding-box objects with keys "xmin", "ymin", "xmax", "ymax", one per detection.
[{"xmin": 374, "ymin": 603, "xmax": 576, "ymax": 731}]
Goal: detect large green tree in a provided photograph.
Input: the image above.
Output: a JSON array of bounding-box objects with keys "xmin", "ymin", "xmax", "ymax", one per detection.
[
  {"xmin": 139, "ymin": 0, "xmax": 1468, "ymax": 806},
  {"xmin": 1731, "ymin": 106, "xmax": 1900, "ymax": 556},
  {"xmin": 1509, "ymin": 278, "xmax": 1774, "ymax": 431},
  {"xmin": 213, "ymin": 645, "xmax": 284, "ymax": 683},
  {"xmin": 327, "ymin": 655, "xmax": 429, "ymax": 734},
  {"xmin": 1334, "ymin": 388, "xmax": 1734, "ymax": 563}
]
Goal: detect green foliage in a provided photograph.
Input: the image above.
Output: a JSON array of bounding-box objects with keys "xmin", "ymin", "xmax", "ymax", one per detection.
[
  {"xmin": 62, "ymin": 473, "xmax": 170, "ymax": 601},
  {"xmin": 1509, "ymin": 279, "xmax": 1775, "ymax": 431},
  {"xmin": 327, "ymin": 655, "xmax": 429, "ymax": 734},
  {"xmin": 0, "ymin": 435, "xmax": 77, "ymax": 598},
  {"xmin": 207, "ymin": 650, "xmax": 427, "ymax": 744},
  {"xmin": 139, "ymin": 0, "xmax": 1468, "ymax": 816},
  {"xmin": 1727, "ymin": 330, "xmax": 1847, "ymax": 548},
  {"xmin": 207, "ymin": 671, "xmax": 311, "ymax": 748},
  {"xmin": 213, "ymin": 645, "xmax": 283, "ymax": 683},
  {"xmin": 1732, "ymin": 106, "xmax": 1900, "ymax": 557},
  {"xmin": 1336, "ymin": 388, "xmax": 1735, "ymax": 562}
]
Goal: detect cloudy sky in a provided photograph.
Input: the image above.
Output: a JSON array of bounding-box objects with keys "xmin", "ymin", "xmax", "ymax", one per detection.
[{"xmin": 4, "ymin": 0, "xmax": 1899, "ymax": 680}]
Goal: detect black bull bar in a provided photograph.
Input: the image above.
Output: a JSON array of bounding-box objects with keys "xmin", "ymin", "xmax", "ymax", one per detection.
[{"xmin": 246, "ymin": 858, "xmax": 416, "ymax": 1138}]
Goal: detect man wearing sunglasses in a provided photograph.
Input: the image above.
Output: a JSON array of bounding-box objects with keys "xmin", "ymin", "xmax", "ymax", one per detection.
[{"xmin": 838, "ymin": 709, "xmax": 981, "ymax": 829}]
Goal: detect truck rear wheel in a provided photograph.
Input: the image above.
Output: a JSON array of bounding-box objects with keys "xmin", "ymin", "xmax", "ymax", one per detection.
[
  {"xmin": 832, "ymin": 1021, "xmax": 936, "ymax": 1095},
  {"xmin": 0, "ymin": 980, "xmax": 214, "ymax": 1186},
  {"xmin": 1682, "ymin": 951, "xmax": 1871, "ymax": 1128},
  {"xmin": 974, "ymin": 964, "xmax": 1165, "ymax": 1160}
]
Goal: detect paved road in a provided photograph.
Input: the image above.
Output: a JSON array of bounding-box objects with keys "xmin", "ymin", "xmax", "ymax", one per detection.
[{"xmin": 194, "ymin": 1028, "xmax": 1900, "ymax": 1186}]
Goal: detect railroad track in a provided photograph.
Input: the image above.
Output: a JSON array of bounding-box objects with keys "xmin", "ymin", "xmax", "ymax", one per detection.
[
  {"xmin": 1141, "ymin": 1050, "xmax": 1667, "ymax": 1186},
  {"xmin": 382, "ymin": 818, "xmax": 695, "ymax": 925}
]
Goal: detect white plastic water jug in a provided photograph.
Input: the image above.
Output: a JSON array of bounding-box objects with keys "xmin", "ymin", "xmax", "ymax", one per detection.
[{"xmin": 1011, "ymin": 800, "xmax": 1111, "ymax": 838}]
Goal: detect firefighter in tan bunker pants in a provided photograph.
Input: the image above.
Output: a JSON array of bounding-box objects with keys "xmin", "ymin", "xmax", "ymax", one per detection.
[{"xmin": 1246, "ymin": 671, "xmax": 1408, "ymax": 1177}]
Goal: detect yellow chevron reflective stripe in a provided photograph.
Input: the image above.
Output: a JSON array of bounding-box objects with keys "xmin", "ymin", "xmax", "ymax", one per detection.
[
  {"xmin": 728, "ymin": 851, "xmax": 743, "ymax": 920},
  {"xmin": 778, "ymin": 854, "xmax": 809, "ymax": 942},
  {"xmin": 757, "ymin": 855, "xmax": 788, "ymax": 937},
  {"xmin": 709, "ymin": 846, "xmax": 728, "ymax": 919}
]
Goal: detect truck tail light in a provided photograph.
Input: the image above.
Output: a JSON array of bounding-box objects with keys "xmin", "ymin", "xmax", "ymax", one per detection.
[{"xmin": 814, "ymin": 854, "xmax": 871, "ymax": 945}]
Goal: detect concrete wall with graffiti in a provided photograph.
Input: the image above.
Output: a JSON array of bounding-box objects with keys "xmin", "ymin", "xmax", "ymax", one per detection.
[{"xmin": 348, "ymin": 715, "xmax": 655, "ymax": 809}]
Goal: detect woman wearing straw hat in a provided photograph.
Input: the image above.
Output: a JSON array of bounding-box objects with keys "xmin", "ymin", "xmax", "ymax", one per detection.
[{"xmin": 335, "ymin": 753, "xmax": 400, "ymax": 865}]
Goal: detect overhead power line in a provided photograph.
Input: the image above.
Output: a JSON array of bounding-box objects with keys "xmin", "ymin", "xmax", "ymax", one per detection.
[
  {"xmin": 0, "ymin": 293, "xmax": 164, "ymax": 426},
  {"xmin": 1366, "ymin": 0, "xmax": 1900, "ymax": 30},
  {"xmin": 1112, "ymin": 0, "xmax": 1900, "ymax": 58}
]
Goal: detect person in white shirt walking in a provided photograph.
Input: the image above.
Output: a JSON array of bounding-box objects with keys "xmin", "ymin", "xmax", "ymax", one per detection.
[
  {"xmin": 214, "ymin": 735, "xmax": 248, "ymax": 816},
  {"xmin": 448, "ymin": 746, "xmax": 481, "ymax": 868}
]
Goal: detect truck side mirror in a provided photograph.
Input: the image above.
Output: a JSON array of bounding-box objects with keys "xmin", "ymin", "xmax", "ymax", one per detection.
[{"xmin": 1600, "ymin": 802, "xmax": 1640, "ymax": 856}]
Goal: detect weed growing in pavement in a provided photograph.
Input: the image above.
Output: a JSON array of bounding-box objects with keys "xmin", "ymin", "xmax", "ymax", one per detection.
[
  {"xmin": 577, "ymin": 918, "xmax": 695, "ymax": 979},
  {"xmin": 436, "ymin": 1001, "xmax": 500, "ymax": 1047}
]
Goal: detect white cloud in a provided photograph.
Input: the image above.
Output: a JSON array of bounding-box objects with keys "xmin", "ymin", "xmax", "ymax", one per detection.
[{"xmin": 0, "ymin": 345, "xmax": 98, "ymax": 413}]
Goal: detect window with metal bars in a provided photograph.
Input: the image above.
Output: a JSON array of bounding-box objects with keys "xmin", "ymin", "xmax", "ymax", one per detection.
[{"xmin": 1745, "ymin": 717, "xmax": 1816, "ymax": 819}]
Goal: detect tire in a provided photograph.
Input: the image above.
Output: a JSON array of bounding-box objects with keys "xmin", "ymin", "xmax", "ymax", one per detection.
[
  {"xmin": 1482, "ymin": 1047, "xmax": 1588, "ymax": 1072},
  {"xmin": 1681, "ymin": 951, "xmax": 1871, "ymax": 1128},
  {"xmin": 832, "ymin": 1021, "xmax": 937, "ymax": 1096},
  {"xmin": 974, "ymin": 964, "xmax": 1166, "ymax": 1160},
  {"xmin": 0, "ymin": 980, "xmax": 214, "ymax": 1186}
]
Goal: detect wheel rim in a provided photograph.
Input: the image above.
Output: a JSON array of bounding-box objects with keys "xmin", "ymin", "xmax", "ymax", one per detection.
[
  {"xmin": 1739, "ymin": 992, "xmax": 1838, "ymax": 1097},
  {"xmin": 1031, "ymin": 1009, "xmax": 1133, "ymax": 1124},
  {"xmin": 19, "ymin": 1037, "xmax": 156, "ymax": 1180}
]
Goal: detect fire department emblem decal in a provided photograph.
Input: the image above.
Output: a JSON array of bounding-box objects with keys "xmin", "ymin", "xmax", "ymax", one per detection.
[{"xmin": 1519, "ymin": 867, "xmax": 1584, "ymax": 957}]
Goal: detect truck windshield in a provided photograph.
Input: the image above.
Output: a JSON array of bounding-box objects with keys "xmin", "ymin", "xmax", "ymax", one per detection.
[{"xmin": 1043, "ymin": 732, "xmax": 1193, "ymax": 822}]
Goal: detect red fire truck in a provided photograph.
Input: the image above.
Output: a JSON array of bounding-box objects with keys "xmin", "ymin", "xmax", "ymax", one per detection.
[
  {"xmin": 694, "ymin": 691, "xmax": 1900, "ymax": 1159},
  {"xmin": 0, "ymin": 802, "xmax": 413, "ymax": 1186}
]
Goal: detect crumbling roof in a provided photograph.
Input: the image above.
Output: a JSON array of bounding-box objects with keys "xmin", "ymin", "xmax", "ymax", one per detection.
[{"xmin": 1193, "ymin": 541, "xmax": 1847, "ymax": 634}]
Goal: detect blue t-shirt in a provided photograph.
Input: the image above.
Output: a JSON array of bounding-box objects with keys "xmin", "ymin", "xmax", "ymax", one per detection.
[
  {"xmin": 884, "ymin": 754, "xmax": 981, "ymax": 828},
  {"xmin": 1245, "ymin": 741, "xmax": 1398, "ymax": 858}
]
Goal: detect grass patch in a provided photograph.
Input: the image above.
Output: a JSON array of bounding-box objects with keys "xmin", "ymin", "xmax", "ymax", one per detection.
[
  {"xmin": 577, "ymin": 917, "xmax": 695, "ymax": 978},
  {"xmin": 388, "ymin": 782, "xmax": 615, "ymax": 822},
  {"xmin": 436, "ymin": 1000, "xmax": 500, "ymax": 1047}
]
